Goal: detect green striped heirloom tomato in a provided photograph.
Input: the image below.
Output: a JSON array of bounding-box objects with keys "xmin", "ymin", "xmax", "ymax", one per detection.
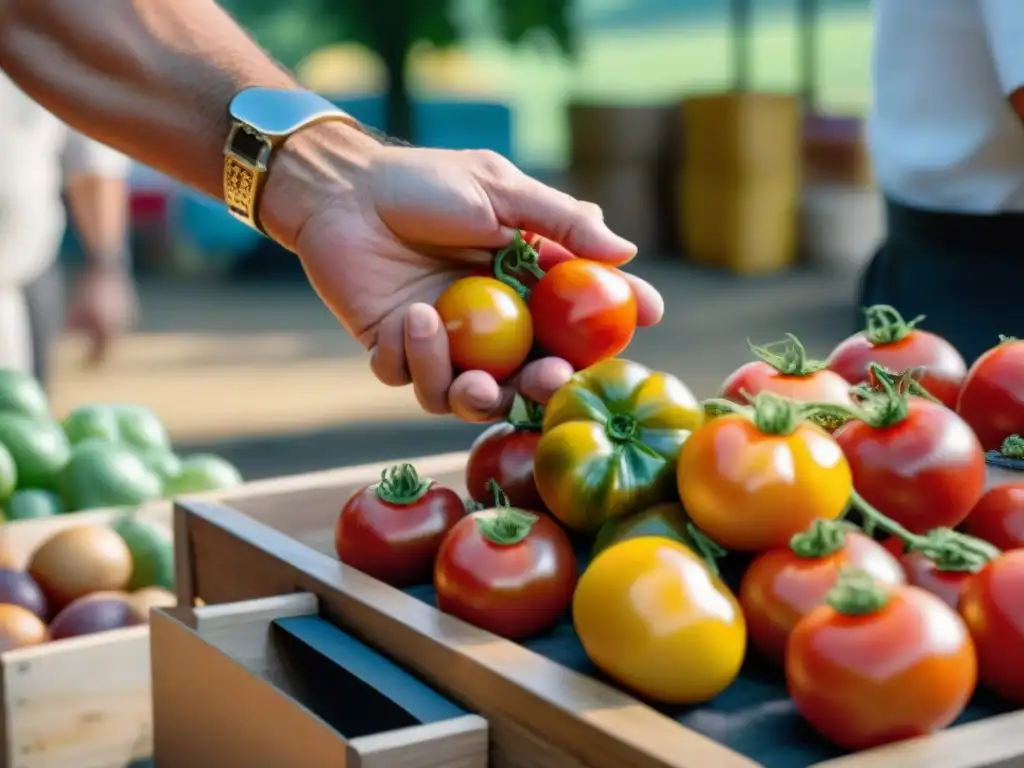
[{"xmin": 533, "ymin": 359, "xmax": 703, "ymax": 533}]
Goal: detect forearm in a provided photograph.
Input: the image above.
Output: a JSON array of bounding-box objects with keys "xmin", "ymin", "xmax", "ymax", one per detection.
[
  {"xmin": 0, "ymin": 0, "xmax": 295, "ymax": 198},
  {"xmin": 66, "ymin": 175, "xmax": 130, "ymax": 270}
]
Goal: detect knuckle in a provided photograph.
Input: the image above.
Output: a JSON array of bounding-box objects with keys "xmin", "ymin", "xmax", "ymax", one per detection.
[{"xmin": 469, "ymin": 149, "xmax": 516, "ymax": 180}]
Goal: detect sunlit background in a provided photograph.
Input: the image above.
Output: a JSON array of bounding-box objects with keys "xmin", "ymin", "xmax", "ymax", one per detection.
[{"xmin": 53, "ymin": 0, "xmax": 878, "ymax": 478}]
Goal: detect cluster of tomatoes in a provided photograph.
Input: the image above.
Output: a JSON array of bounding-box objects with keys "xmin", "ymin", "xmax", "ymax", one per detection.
[
  {"xmin": 333, "ymin": 302, "xmax": 1024, "ymax": 756},
  {"xmin": 433, "ymin": 231, "xmax": 639, "ymax": 378}
]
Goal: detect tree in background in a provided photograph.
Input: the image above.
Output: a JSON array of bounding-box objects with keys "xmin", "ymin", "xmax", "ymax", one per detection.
[{"xmin": 225, "ymin": 0, "xmax": 576, "ymax": 141}]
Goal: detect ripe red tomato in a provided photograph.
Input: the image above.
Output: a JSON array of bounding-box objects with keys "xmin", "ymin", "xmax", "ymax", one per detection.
[
  {"xmin": 465, "ymin": 414, "xmax": 544, "ymax": 511},
  {"xmin": 787, "ymin": 574, "xmax": 977, "ymax": 751},
  {"xmin": 834, "ymin": 397, "xmax": 985, "ymax": 533},
  {"xmin": 529, "ymin": 260, "xmax": 637, "ymax": 371},
  {"xmin": 963, "ymin": 484, "xmax": 1024, "ymax": 550},
  {"xmin": 519, "ymin": 231, "xmax": 577, "ymax": 287},
  {"xmin": 740, "ymin": 522, "xmax": 905, "ymax": 666},
  {"xmin": 959, "ymin": 550, "xmax": 1024, "ymax": 703},
  {"xmin": 435, "ymin": 276, "xmax": 533, "ymax": 381},
  {"xmin": 434, "ymin": 502, "xmax": 577, "ymax": 639},
  {"xmin": 720, "ymin": 334, "xmax": 854, "ymax": 413},
  {"xmin": 335, "ymin": 464, "xmax": 465, "ymax": 588},
  {"xmin": 827, "ymin": 305, "xmax": 966, "ymax": 409},
  {"xmin": 957, "ymin": 337, "xmax": 1024, "ymax": 451},
  {"xmin": 879, "ymin": 537, "xmax": 974, "ymax": 610}
]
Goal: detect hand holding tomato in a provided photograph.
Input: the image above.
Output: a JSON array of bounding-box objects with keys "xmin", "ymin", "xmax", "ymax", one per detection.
[
  {"xmin": 787, "ymin": 570, "xmax": 977, "ymax": 751},
  {"xmin": 957, "ymin": 336, "xmax": 1024, "ymax": 451},
  {"xmin": 433, "ymin": 482, "xmax": 576, "ymax": 640},
  {"xmin": 826, "ymin": 304, "xmax": 966, "ymax": 408},
  {"xmin": 335, "ymin": 464, "xmax": 465, "ymax": 587},
  {"xmin": 678, "ymin": 392, "xmax": 852, "ymax": 552},
  {"xmin": 741, "ymin": 520, "xmax": 905, "ymax": 666}
]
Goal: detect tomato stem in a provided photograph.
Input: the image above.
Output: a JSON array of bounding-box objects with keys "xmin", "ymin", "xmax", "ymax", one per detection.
[
  {"xmin": 849, "ymin": 489, "xmax": 1000, "ymax": 572},
  {"xmin": 374, "ymin": 464, "xmax": 433, "ymax": 505},
  {"xmin": 508, "ymin": 397, "xmax": 545, "ymax": 432},
  {"xmin": 606, "ymin": 413, "xmax": 639, "ymax": 443},
  {"xmin": 493, "ymin": 231, "xmax": 545, "ymax": 301},
  {"xmin": 478, "ymin": 479, "xmax": 537, "ymax": 545},
  {"xmin": 1000, "ymin": 434, "xmax": 1024, "ymax": 460},
  {"xmin": 999, "ymin": 334, "xmax": 1018, "ymax": 344},
  {"xmin": 746, "ymin": 333, "xmax": 828, "ymax": 376},
  {"xmin": 790, "ymin": 519, "xmax": 855, "ymax": 558},
  {"xmin": 464, "ymin": 497, "xmax": 486, "ymax": 513},
  {"xmin": 684, "ymin": 522, "xmax": 729, "ymax": 577},
  {"xmin": 850, "ymin": 367, "xmax": 910, "ymax": 427},
  {"xmin": 825, "ymin": 568, "xmax": 890, "ymax": 615},
  {"xmin": 862, "ymin": 304, "xmax": 925, "ymax": 345},
  {"xmin": 865, "ymin": 364, "xmax": 941, "ymax": 404}
]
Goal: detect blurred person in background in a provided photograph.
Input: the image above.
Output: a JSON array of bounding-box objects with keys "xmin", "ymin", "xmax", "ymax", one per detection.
[
  {"xmin": 0, "ymin": 1, "xmax": 662, "ymax": 422},
  {"xmin": 868, "ymin": 0, "xmax": 1024, "ymax": 362},
  {"xmin": 0, "ymin": 72, "xmax": 137, "ymax": 389}
]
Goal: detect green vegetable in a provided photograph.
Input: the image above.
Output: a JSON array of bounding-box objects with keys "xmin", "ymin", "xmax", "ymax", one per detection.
[
  {"xmin": 4, "ymin": 489, "xmax": 63, "ymax": 520},
  {"xmin": 164, "ymin": 454, "xmax": 243, "ymax": 496},
  {"xmin": 138, "ymin": 448, "xmax": 182, "ymax": 484},
  {"xmin": 0, "ymin": 413, "xmax": 71, "ymax": 490},
  {"xmin": 62, "ymin": 403, "xmax": 171, "ymax": 452},
  {"xmin": 0, "ymin": 442, "xmax": 16, "ymax": 503},
  {"xmin": 57, "ymin": 439, "xmax": 163, "ymax": 511},
  {"xmin": 0, "ymin": 370, "xmax": 49, "ymax": 418},
  {"xmin": 113, "ymin": 515, "xmax": 174, "ymax": 590}
]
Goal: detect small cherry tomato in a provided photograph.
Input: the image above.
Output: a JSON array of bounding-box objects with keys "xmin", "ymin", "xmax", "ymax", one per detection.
[
  {"xmin": 963, "ymin": 483, "xmax": 1024, "ymax": 550},
  {"xmin": 574, "ymin": 537, "xmax": 746, "ymax": 705},
  {"xmin": 787, "ymin": 572, "xmax": 977, "ymax": 751},
  {"xmin": 957, "ymin": 336, "xmax": 1024, "ymax": 451},
  {"xmin": 879, "ymin": 537, "xmax": 974, "ymax": 610},
  {"xmin": 677, "ymin": 393, "xmax": 852, "ymax": 552},
  {"xmin": 435, "ymin": 276, "xmax": 533, "ymax": 381},
  {"xmin": 335, "ymin": 464, "xmax": 465, "ymax": 588},
  {"xmin": 529, "ymin": 260, "xmax": 637, "ymax": 371},
  {"xmin": 519, "ymin": 231, "xmax": 578, "ymax": 287},
  {"xmin": 465, "ymin": 404, "xmax": 544, "ymax": 511},
  {"xmin": 834, "ymin": 396, "xmax": 985, "ymax": 533},
  {"xmin": 741, "ymin": 521, "xmax": 905, "ymax": 666},
  {"xmin": 827, "ymin": 304, "xmax": 966, "ymax": 409},
  {"xmin": 959, "ymin": 550, "xmax": 1024, "ymax": 704},
  {"xmin": 720, "ymin": 334, "xmax": 855, "ymax": 418},
  {"xmin": 434, "ymin": 493, "xmax": 576, "ymax": 640}
]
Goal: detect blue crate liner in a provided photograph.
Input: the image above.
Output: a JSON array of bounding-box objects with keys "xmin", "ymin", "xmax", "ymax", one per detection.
[
  {"xmin": 402, "ymin": 538, "xmax": 1011, "ymax": 768},
  {"xmin": 985, "ymin": 452, "xmax": 1024, "ymax": 472}
]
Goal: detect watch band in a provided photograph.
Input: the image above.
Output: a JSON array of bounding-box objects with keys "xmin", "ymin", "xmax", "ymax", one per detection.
[{"xmin": 223, "ymin": 87, "xmax": 359, "ymax": 233}]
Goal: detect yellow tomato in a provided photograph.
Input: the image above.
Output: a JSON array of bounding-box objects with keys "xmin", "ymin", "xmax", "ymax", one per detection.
[
  {"xmin": 573, "ymin": 536, "xmax": 746, "ymax": 705},
  {"xmin": 435, "ymin": 276, "xmax": 532, "ymax": 382}
]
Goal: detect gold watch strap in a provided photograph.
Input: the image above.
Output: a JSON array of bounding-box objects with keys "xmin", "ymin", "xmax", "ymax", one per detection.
[{"xmin": 223, "ymin": 88, "xmax": 358, "ymax": 233}]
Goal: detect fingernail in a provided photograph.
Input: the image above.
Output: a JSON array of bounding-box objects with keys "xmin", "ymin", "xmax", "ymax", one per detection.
[
  {"xmin": 601, "ymin": 226, "xmax": 637, "ymax": 257},
  {"xmin": 407, "ymin": 307, "xmax": 439, "ymax": 340}
]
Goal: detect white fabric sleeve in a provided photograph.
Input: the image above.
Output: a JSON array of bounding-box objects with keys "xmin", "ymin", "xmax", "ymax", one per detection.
[
  {"xmin": 61, "ymin": 129, "xmax": 131, "ymax": 180},
  {"xmin": 980, "ymin": 0, "xmax": 1024, "ymax": 94}
]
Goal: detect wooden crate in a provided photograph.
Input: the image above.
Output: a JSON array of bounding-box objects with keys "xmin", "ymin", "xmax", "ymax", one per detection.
[
  {"xmin": 0, "ymin": 469, "xmax": 372, "ymax": 768},
  {"xmin": 150, "ymin": 592, "xmax": 487, "ymax": 766},
  {"xmin": 173, "ymin": 452, "xmax": 1024, "ymax": 768}
]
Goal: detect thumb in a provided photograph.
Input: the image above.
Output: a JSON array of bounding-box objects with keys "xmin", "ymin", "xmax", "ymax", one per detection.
[{"xmin": 488, "ymin": 172, "xmax": 637, "ymax": 265}]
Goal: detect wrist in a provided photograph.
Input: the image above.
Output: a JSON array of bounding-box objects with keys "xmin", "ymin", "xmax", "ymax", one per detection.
[{"xmin": 259, "ymin": 120, "xmax": 381, "ymax": 253}]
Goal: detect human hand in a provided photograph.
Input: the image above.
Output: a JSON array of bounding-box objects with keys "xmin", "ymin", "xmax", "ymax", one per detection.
[
  {"xmin": 66, "ymin": 263, "xmax": 138, "ymax": 366},
  {"xmin": 261, "ymin": 125, "xmax": 664, "ymax": 422}
]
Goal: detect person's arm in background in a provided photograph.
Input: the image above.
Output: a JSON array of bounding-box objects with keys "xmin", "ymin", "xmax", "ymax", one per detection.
[
  {"xmin": 980, "ymin": 1, "xmax": 1024, "ymax": 119},
  {"xmin": 62, "ymin": 131, "xmax": 138, "ymax": 365}
]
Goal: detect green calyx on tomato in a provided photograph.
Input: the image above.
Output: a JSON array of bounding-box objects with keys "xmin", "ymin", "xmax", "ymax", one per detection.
[
  {"xmin": 747, "ymin": 333, "xmax": 828, "ymax": 376},
  {"xmin": 534, "ymin": 358, "xmax": 703, "ymax": 533},
  {"xmin": 1000, "ymin": 434, "xmax": 1024, "ymax": 459},
  {"xmin": 475, "ymin": 479, "xmax": 538, "ymax": 545},
  {"xmin": 862, "ymin": 304, "xmax": 926, "ymax": 346},
  {"xmin": 493, "ymin": 231, "xmax": 545, "ymax": 301},
  {"xmin": 825, "ymin": 568, "xmax": 890, "ymax": 615},
  {"xmin": 373, "ymin": 464, "xmax": 433, "ymax": 505},
  {"xmin": 865, "ymin": 363, "xmax": 940, "ymax": 404},
  {"xmin": 507, "ymin": 398, "xmax": 545, "ymax": 432},
  {"xmin": 789, "ymin": 518, "xmax": 856, "ymax": 559},
  {"xmin": 998, "ymin": 334, "xmax": 1018, "ymax": 344}
]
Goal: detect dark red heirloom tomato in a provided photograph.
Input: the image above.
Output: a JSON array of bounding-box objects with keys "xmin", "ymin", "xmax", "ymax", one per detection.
[
  {"xmin": 880, "ymin": 537, "xmax": 978, "ymax": 610},
  {"xmin": 959, "ymin": 550, "xmax": 1024, "ymax": 703},
  {"xmin": 435, "ymin": 276, "xmax": 533, "ymax": 382},
  {"xmin": 720, "ymin": 334, "xmax": 854, "ymax": 415},
  {"xmin": 529, "ymin": 260, "xmax": 638, "ymax": 371},
  {"xmin": 434, "ymin": 488, "xmax": 577, "ymax": 640},
  {"xmin": 465, "ymin": 402, "xmax": 544, "ymax": 511},
  {"xmin": 963, "ymin": 483, "xmax": 1024, "ymax": 550},
  {"xmin": 788, "ymin": 573, "xmax": 977, "ymax": 752},
  {"xmin": 827, "ymin": 305, "xmax": 966, "ymax": 409},
  {"xmin": 335, "ymin": 464, "xmax": 464, "ymax": 588},
  {"xmin": 740, "ymin": 520, "xmax": 905, "ymax": 666},
  {"xmin": 834, "ymin": 394, "xmax": 985, "ymax": 533},
  {"xmin": 957, "ymin": 336, "xmax": 1024, "ymax": 451}
]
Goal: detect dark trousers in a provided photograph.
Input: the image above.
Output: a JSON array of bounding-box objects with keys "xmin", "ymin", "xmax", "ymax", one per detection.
[
  {"xmin": 860, "ymin": 200, "xmax": 1024, "ymax": 365},
  {"xmin": 22, "ymin": 261, "xmax": 65, "ymax": 389}
]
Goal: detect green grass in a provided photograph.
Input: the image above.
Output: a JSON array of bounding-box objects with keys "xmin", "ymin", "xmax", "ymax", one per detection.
[{"xmin": 450, "ymin": 12, "xmax": 873, "ymax": 167}]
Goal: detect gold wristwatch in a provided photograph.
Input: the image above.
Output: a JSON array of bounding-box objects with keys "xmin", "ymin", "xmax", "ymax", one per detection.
[{"xmin": 223, "ymin": 87, "xmax": 359, "ymax": 233}]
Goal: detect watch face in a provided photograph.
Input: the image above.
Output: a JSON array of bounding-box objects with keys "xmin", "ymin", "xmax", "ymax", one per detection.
[{"xmin": 230, "ymin": 88, "xmax": 344, "ymax": 136}]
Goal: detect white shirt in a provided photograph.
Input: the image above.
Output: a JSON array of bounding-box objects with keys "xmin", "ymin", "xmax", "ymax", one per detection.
[
  {"xmin": 871, "ymin": 0, "xmax": 1024, "ymax": 213},
  {"xmin": 0, "ymin": 73, "xmax": 129, "ymax": 287}
]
